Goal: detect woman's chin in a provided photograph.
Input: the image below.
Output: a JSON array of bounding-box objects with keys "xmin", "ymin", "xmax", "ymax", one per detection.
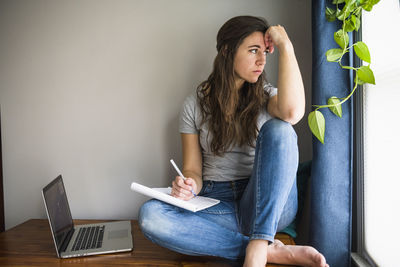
[{"xmin": 246, "ymin": 78, "xmax": 259, "ymax": 84}]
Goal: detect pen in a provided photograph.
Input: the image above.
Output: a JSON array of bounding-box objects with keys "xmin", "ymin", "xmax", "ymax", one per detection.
[{"xmin": 170, "ymin": 159, "xmax": 197, "ymax": 197}]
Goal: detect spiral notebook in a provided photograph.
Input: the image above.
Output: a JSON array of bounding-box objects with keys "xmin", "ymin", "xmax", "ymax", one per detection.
[{"xmin": 131, "ymin": 182, "xmax": 220, "ymax": 212}]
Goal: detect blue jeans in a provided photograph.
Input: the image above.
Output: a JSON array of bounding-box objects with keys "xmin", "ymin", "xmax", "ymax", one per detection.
[{"xmin": 138, "ymin": 119, "xmax": 299, "ymax": 260}]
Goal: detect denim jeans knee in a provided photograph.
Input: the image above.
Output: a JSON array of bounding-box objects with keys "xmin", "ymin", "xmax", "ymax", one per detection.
[
  {"xmin": 138, "ymin": 199, "xmax": 176, "ymax": 240},
  {"xmin": 259, "ymin": 118, "xmax": 297, "ymax": 144}
]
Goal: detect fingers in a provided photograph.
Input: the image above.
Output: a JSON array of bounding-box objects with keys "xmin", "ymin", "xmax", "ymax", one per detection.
[
  {"xmin": 265, "ymin": 38, "xmax": 275, "ymax": 54},
  {"xmin": 184, "ymin": 178, "xmax": 196, "ymax": 188},
  {"xmin": 265, "ymin": 25, "xmax": 290, "ymax": 53},
  {"xmin": 171, "ymin": 176, "xmax": 195, "ymax": 200},
  {"xmin": 264, "ymin": 31, "xmax": 275, "ymax": 54}
]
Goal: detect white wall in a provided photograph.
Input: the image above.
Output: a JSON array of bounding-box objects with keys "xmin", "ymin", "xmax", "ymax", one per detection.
[{"xmin": 0, "ymin": 0, "xmax": 312, "ymax": 230}]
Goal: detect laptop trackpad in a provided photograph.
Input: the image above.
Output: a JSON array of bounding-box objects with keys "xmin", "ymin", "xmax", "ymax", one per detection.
[{"xmin": 108, "ymin": 229, "xmax": 129, "ymax": 239}]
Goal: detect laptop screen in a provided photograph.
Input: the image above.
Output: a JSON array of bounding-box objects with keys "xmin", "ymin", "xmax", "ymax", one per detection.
[{"xmin": 42, "ymin": 175, "xmax": 74, "ymax": 251}]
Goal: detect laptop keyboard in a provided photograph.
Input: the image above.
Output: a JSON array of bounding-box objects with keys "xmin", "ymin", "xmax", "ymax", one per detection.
[{"xmin": 71, "ymin": 225, "xmax": 105, "ymax": 251}]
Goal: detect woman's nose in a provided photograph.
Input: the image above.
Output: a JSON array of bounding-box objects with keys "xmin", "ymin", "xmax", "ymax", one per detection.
[{"xmin": 257, "ymin": 53, "xmax": 266, "ymax": 66}]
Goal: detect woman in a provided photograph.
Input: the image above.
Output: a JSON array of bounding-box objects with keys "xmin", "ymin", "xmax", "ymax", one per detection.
[{"xmin": 139, "ymin": 16, "xmax": 328, "ymax": 267}]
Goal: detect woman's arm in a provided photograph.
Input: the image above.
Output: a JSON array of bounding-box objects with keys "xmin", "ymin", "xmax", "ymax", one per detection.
[
  {"xmin": 265, "ymin": 25, "xmax": 305, "ymax": 125},
  {"xmin": 170, "ymin": 133, "xmax": 203, "ymax": 200}
]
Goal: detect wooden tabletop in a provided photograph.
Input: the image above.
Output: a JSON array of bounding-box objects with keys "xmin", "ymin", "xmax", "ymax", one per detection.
[{"xmin": 0, "ymin": 219, "xmax": 296, "ymax": 266}]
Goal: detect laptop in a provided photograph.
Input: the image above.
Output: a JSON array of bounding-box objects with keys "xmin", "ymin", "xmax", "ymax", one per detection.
[{"xmin": 42, "ymin": 175, "xmax": 133, "ymax": 258}]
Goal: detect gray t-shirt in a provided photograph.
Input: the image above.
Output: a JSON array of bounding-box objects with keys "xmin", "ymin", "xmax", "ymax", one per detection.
[{"xmin": 179, "ymin": 84, "xmax": 278, "ymax": 182}]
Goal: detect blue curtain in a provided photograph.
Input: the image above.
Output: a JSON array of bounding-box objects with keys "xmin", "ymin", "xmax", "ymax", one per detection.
[{"xmin": 310, "ymin": 0, "xmax": 353, "ymax": 266}]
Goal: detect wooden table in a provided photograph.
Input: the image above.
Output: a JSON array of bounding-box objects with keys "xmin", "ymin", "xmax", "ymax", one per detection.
[{"xmin": 0, "ymin": 219, "xmax": 296, "ymax": 266}]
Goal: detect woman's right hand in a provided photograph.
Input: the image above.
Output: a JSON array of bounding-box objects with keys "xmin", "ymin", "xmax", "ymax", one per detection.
[{"xmin": 171, "ymin": 176, "xmax": 197, "ymax": 201}]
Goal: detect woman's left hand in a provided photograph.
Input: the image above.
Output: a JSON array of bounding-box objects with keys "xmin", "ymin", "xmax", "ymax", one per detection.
[{"xmin": 264, "ymin": 25, "xmax": 292, "ymax": 54}]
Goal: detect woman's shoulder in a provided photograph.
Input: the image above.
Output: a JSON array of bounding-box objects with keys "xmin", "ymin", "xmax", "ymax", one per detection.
[
  {"xmin": 181, "ymin": 87, "xmax": 204, "ymax": 119},
  {"xmin": 180, "ymin": 89, "xmax": 203, "ymax": 134},
  {"xmin": 182, "ymin": 90, "xmax": 199, "ymax": 109},
  {"xmin": 184, "ymin": 84, "xmax": 209, "ymax": 108}
]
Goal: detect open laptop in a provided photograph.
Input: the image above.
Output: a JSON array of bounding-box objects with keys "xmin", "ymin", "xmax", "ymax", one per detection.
[{"xmin": 42, "ymin": 175, "xmax": 133, "ymax": 258}]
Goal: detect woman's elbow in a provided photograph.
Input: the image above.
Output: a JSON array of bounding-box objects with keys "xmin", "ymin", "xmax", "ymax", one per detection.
[{"xmin": 279, "ymin": 108, "xmax": 305, "ymax": 125}]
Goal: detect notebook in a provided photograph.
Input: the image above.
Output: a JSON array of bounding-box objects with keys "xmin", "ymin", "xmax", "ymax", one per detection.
[
  {"xmin": 42, "ymin": 175, "xmax": 133, "ymax": 258},
  {"xmin": 131, "ymin": 182, "xmax": 220, "ymax": 212}
]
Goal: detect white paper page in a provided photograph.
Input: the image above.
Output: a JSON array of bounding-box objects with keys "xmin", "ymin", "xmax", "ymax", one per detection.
[{"xmin": 131, "ymin": 182, "xmax": 220, "ymax": 212}]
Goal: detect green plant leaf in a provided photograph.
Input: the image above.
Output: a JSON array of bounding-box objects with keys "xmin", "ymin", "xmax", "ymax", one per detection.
[
  {"xmin": 334, "ymin": 29, "xmax": 349, "ymax": 49},
  {"xmin": 328, "ymin": 97, "xmax": 342, "ymax": 117},
  {"xmin": 337, "ymin": 0, "xmax": 356, "ymax": 20},
  {"xmin": 355, "ymin": 73, "xmax": 365, "ymax": 85},
  {"xmin": 333, "ymin": 0, "xmax": 345, "ymax": 4},
  {"xmin": 362, "ymin": 0, "xmax": 380, "ymax": 11},
  {"xmin": 335, "ymin": 8, "xmax": 342, "ymax": 18},
  {"xmin": 326, "ymin": 48, "xmax": 343, "ymax": 62},
  {"xmin": 354, "ymin": 6, "xmax": 362, "ymax": 16},
  {"xmin": 308, "ymin": 110, "xmax": 325, "ymax": 144},
  {"xmin": 352, "ymin": 15, "xmax": 361, "ymax": 31},
  {"xmin": 344, "ymin": 13, "xmax": 359, "ymax": 32},
  {"xmin": 336, "ymin": 9, "xmax": 347, "ymax": 20},
  {"xmin": 346, "ymin": 0, "xmax": 357, "ymax": 9},
  {"xmin": 356, "ymin": 78, "xmax": 365, "ymax": 85},
  {"xmin": 325, "ymin": 7, "xmax": 337, "ymax": 22},
  {"xmin": 354, "ymin": 41, "xmax": 371, "ymax": 63},
  {"xmin": 357, "ymin": 66, "xmax": 375, "ymax": 84},
  {"xmin": 344, "ymin": 18, "xmax": 356, "ymax": 32}
]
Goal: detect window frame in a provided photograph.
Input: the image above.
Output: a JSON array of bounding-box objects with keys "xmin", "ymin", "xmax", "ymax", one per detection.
[{"xmin": 351, "ymin": 17, "xmax": 377, "ymax": 267}]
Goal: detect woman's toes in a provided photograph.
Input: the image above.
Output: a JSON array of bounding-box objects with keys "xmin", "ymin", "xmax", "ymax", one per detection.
[{"xmin": 312, "ymin": 252, "xmax": 326, "ymax": 267}]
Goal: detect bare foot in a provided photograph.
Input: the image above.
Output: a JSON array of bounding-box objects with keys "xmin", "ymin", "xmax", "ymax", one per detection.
[
  {"xmin": 267, "ymin": 239, "xmax": 329, "ymax": 267},
  {"xmin": 243, "ymin": 240, "xmax": 269, "ymax": 267}
]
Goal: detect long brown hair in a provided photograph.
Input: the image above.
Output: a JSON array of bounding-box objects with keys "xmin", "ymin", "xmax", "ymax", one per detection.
[{"xmin": 197, "ymin": 16, "xmax": 270, "ymax": 155}]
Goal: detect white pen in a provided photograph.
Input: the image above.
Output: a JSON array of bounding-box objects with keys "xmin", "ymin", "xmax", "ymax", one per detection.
[{"xmin": 170, "ymin": 159, "xmax": 197, "ymax": 197}]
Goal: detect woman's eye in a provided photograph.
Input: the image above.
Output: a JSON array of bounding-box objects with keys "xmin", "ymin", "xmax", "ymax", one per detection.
[{"xmin": 250, "ymin": 49, "xmax": 257, "ymax": 54}]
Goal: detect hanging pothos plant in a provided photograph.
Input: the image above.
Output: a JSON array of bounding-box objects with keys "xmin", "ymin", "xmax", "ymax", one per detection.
[{"xmin": 308, "ymin": 0, "xmax": 380, "ymax": 144}]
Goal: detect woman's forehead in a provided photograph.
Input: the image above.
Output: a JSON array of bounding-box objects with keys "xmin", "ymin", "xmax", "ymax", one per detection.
[{"xmin": 241, "ymin": 32, "xmax": 266, "ymax": 48}]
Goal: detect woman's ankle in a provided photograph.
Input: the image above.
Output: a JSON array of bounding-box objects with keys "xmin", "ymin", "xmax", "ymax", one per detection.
[{"xmin": 243, "ymin": 240, "xmax": 269, "ymax": 267}]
